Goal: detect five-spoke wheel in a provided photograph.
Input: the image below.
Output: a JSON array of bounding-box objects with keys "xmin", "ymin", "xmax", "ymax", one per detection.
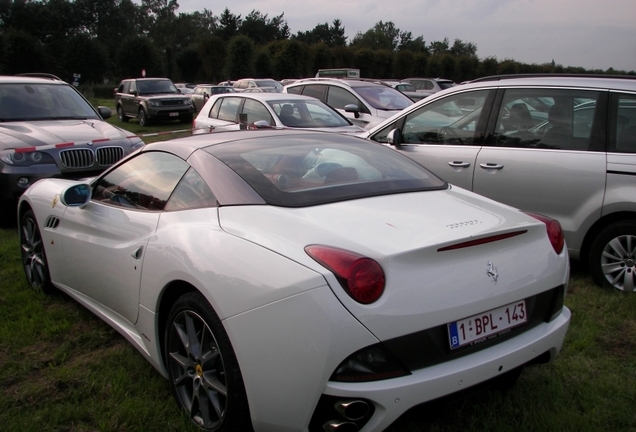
[
  {"xmin": 20, "ymin": 210, "xmax": 53, "ymax": 293},
  {"xmin": 590, "ymin": 221, "xmax": 636, "ymax": 292},
  {"xmin": 166, "ymin": 292, "xmax": 251, "ymax": 431}
]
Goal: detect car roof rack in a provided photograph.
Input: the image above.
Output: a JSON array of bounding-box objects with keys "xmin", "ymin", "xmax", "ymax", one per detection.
[
  {"xmin": 15, "ymin": 73, "xmax": 63, "ymax": 81},
  {"xmin": 469, "ymin": 73, "xmax": 636, "ymax": 83}
]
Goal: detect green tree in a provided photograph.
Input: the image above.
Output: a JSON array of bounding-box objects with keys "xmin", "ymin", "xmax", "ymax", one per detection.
[
  {"xmin": 353, "ymin": 48, "xmax": 375, "ymax": 77},
  {"xmin": 413, "ymin": 53, "xmax": 428, "ymax": 77},
  {"xmin": 224, "ymin": 34, "xmax": 254, "ymax": 79},
  {"xmin": 350, "ymin": 21, "xmax": 400, "ymax": 52},
  {"xmin": 293, "ymin": 19, "xmax": 347, "ymax": 47},
  {"xmin": 115, "ymin": 35, "xmax": 159, "ymax": 77},
  {"xmin": 374, "ymin": 49, "xmax": 393, "ymax": 78},
  {"xmin": 450, "ymin": 39, "xmax": 477, "ymax": 57},
  {"xmin": 215, "ymin": 8, "xmax": 241, "ymax": 41},
  {"xmin": 253, "ymin": 48, "xmax": 274, "ymax": 78},
  {"xmin": 197, "ymin": 35, "xmax": 227, "ymax": 82},
  {"xmin": 480, "ymin": 56, "xmax": 499, "ymax": 77},
  {"xmin": 176, "ymin": 47, "xmax": 202, "ymax": 82},
  {"xmin": 239, "ymin": 10, "xmax": 289, "ymax": 45},
  {"xmin": 393, "ymin": 50, "xmax": 415, "ymax": 79},
  {"xmin": 440, "ymin": 54, "xmax": 457, "ymax": 80},
  {"xmin": 274, "ymin": 39, "xmax": 305, "ymax": 79},
  {"xmin": 311, "ymin": 43, "xmax": 333, "ymax": 74},
  {"xmin": 429, "ymin": 38, "xmax": 450, "ymax": 55},
  {"xmin": 2, "ymin": 29, "xmax": 51, "ymax": 74},
  {"xmin": 63, "ymin": 34, "xmax": 109, "ymax": 83}
]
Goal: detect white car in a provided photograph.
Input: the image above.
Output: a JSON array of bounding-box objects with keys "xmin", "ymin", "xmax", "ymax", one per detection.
[
  {"xmin": 285, "ymin": 78, "xmax": 414, "ymax": 130},
  {"xmin": 18, "ymin": 130, "xmax": 571, "ymax": 432},
  {"xmin": 192, "ymin": 92, "xmax": 364, "ymax": 135}
]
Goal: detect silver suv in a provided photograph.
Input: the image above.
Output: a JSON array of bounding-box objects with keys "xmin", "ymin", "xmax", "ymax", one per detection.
[
  {"xmin": 284, "ymin": 78, "xmax": 413, "ymax": 130},
  {"xmin": 364, "ymin": 74, "xmax": 636, "ymax": 292}
]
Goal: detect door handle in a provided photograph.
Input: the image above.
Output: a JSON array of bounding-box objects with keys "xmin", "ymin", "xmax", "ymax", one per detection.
[
  {"xmin": 448, "ymin": 161, "xmax": 471, "ymax": 168},
  {"xmin": 479, "ymin": 163, "xmax": 504, "ymax": 170}
]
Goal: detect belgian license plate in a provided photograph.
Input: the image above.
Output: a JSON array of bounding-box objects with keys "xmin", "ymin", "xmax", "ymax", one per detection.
[
  {"xmin": 169, "ymin": 112, "xmax": 179, "ymax": 117},
  {"xmin": 448, "ymin": 300, "xmax": 527, "ymax": 349}
]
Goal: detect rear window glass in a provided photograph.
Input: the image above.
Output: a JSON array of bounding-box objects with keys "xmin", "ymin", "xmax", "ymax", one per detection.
[{"xmin": 208, "ymin": 134, "xmax": 446, "ymax": 207}]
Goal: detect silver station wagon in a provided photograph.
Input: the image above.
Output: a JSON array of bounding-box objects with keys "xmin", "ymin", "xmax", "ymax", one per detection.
[{"xmin": 364, "ymin": 74, "xmax": 636, "ymax": 292}]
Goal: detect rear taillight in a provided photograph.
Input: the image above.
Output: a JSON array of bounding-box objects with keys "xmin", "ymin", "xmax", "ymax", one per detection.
[
  {"xmin": 305, "ymin": 245, "xmax": 385, "ymax": 304},
  {"xmin": 525, "ymin": 212, "xmax": 564, "ymax": 254}
]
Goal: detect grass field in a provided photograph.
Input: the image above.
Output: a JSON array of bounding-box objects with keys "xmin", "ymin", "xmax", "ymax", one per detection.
[{"xmin": 1, "ymin": 106, "xmax": 635, "ymax": 431}]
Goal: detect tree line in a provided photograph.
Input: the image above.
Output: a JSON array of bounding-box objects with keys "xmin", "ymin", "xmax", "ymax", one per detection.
[{"xmin": 0, "ymin": 0, "xmax": 632, "ymax": 90}]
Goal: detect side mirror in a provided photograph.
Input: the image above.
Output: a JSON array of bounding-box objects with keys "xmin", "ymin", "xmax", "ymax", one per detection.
[
  {"xmin": 387, "ymin": 129, "xmax": 402, "ymax": 147},
  {"xmin": 249, "ymin": 120, "xmax": 273, "ymax": 129},
  {"xmin": 97, "ymin": 106, "xmax": 112, "ymax": 120},
  {"xmin": 61, "ymin": 184, "xmax": 91, "ymax": 207},
  {"xmin": 344, "ymin": 104, "xmax": 360, "ymax": 119}
]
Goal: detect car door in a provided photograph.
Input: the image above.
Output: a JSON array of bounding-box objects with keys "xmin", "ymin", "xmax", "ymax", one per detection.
[
  {"xmin": 58, "ymin": 151, "xmax": 189, "ymax": 324},
  {"xmin": 122, "ymin": 80, "xmax": 137, "ymax": 116},
  {"xmin": 325, "ymin": 85, "xmax": 374, "ymax": 129},
  {"xmin": 472, "ymin": 87, "xmax": 607, "ymax": 254},
  {"xmin": 369, "ymin": 89, "xmax": 493, "ymax": 190},
  {"xmin": 198, "ymin": 96, "xmax": 243, "ymax": 132}
]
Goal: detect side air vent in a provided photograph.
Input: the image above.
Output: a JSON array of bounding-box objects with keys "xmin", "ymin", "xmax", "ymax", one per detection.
[{"xmin": 44, "ymin": 216, "xmax": 60, "ymax": 230}]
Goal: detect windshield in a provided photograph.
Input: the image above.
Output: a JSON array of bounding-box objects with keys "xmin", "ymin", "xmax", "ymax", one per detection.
[
  {"xmin": 438, "ymin": 81, "xmax": 455, "ymax": 90},
  {"xmin": 255, "ymin": 80, "xmax": 284, "ymax": 92},
  {"xmin": 0, "ymin": 83, "xmax": 100, "ymax": 121},
  {"xmin": 208, "ymin": 133, "xmax": 446, "ymax": 207},
  {"xmin": 137, "ymin": 80, "xmax": 179, "ymax": 95},
  {"xmin": 355, "ymin": 86, "xmax": 413, "ymax": 111},
  {"xmin": 267, "ymin": 99, "xmax": 352, "ymax": 128}
]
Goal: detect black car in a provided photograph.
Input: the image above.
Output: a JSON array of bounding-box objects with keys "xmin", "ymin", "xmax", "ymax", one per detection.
[
  {"xmin": 115, "ymin": 78, "xmax": 194, "ymax": 126},
  {"xmin": 0, "ymin": 75, "xmax": 145, "ymax": 221}
]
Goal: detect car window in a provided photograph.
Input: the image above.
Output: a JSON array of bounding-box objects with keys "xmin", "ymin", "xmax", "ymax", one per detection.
[
  {"xmin": 241, "ymin": 99, "xmax": 273, "ymax": 125},
  {"xmin": 326, "ymin": 86, "xmax": 363, "ymax": 111},
  {"xmin": 217, "ymin": 97, "xmax": 242, "ymax": 122},
  {"xmin": 355, "ymin": 86, "xmax": 413, "ymax": 111},
  {"xmin": 92, "ymin": 152, "xmax": 189, "ymax": 211},
  {"xmin": 300, "ymin": 84, "xmax": 326, "ymax": 100},
  {"xmin": 0, "ymin": 83, "xmax": 100, "ymax": 120},
  {"xmin": 494, "ymin": 89, "xmax": 601, "ymax": 150},
  {"xmin": 209, "ymin": 136, "xmax": 446, "ymax": 207},
  {"xmin": 286, "ymin": 85, "xmax": 303, "ymax": 95},
  {"xmin": 614, "ymin": 94, "xmax": 636, "ymax": 153},
  {"xmin": 381, "ymin": 90, "xmax": 489, "ymax": 145},
  {"xmin": 164, "ymin": 168, "xmax": 217, "ymax": 211},
  {"xmin": 268, "ymin": 100, "xmax": 350, "ymax": 128}
]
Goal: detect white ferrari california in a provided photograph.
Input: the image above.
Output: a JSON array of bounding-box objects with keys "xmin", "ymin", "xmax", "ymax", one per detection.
[{"xmin": 18, "ymin": 130, "xmax": 571, "ymax": 432}]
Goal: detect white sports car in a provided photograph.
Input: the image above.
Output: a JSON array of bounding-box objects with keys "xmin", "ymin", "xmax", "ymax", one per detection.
[{"xmin": 18, "ymin": 130, "xmax": 571, "ymax": 432}]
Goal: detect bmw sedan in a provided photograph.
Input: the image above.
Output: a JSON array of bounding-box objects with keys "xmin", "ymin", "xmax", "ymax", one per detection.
[{"xmin": 18, "ymin": 130, "xmax": 571, "ymax": 432}]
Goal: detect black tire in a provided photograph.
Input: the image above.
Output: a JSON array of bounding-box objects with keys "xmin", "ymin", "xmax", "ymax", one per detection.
[
  {"xmin": 117, "ymin": 105, "xmax": 129, "ymax": 122},
  {"xmin": 589, "ymin": 220, "xmax": 636, "ymax": 292},
  {"xmin": 165, "ymin": 291, "xmax": 252, "ymax": 431},
  {"xmin": 138, "ymin": 108, "xmax": 149, "ymax": 127},
  {"xmin": 20, "ymin": 209, "xmax": 54, "ymax": 294}
]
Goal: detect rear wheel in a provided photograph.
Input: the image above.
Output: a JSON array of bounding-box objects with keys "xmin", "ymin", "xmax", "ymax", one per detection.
[
  {"xmin": 165, "ymin": 291, "xmax": 252, "ymax": 431},
  {"xmin": 589, "ymin": 220, "xmax": 636, "ymax": 292},
  {"xmin": 20, "ymin": 209, "xmax": 53, "ymax": 294},
  {"xmin": 138, "ymin": 108, "xmax": 149, "ymax": 127}
]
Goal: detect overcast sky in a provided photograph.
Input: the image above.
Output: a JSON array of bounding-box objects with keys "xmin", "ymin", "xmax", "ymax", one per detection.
[{"xmin": 172, "ymin": 0, "xmax": 636, "ymax": 72}]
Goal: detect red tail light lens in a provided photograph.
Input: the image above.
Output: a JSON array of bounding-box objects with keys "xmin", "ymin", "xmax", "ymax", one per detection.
[
  {"xmin": 525, "ymin": 212, "xmax": 564, "ymax": 254},
  {"xmin": 305, "ymin": 245, "xmax": 385, "ymax": 304}
]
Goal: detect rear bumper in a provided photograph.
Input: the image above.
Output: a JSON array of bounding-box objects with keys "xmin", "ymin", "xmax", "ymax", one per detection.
[{"xmin": 321, "ymin": 306, "xmax": 571, "ymax": 432}]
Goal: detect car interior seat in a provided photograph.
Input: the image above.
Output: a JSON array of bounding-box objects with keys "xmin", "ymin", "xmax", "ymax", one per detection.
[
  {"xmin": 324, "ymin": 167, "xmax": 358, "ymax": 184},
  {"xmin": 507, "ymin": 103, "xmax": 534, "ymax": 131},
  {"xmin": 279, "ymin": 104, "xmax": 296, "ymax": 126},
  {"xmin": 541, "ymin": 103, "xmax": 572, "ymax": 148}
]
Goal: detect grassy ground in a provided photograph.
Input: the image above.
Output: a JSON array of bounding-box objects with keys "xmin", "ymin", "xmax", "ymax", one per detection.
[{"xmin": 1, "ymin": 226, "xmax": 635, "ymax": 431}]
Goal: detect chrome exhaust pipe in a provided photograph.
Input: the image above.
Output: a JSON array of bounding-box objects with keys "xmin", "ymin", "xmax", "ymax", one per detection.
[
  {"xmin": 322, "ymin": 420, "xmax": 358, "ymax": 432},
  {"xmin": 335, "ymin": 400, "xmax": 370, "ymax": 421}
]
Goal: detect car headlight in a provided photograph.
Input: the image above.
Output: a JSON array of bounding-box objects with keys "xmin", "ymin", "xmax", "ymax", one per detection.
[
  {"xmin": 148, "ymin": 100, "xmax": 161, "ymax": 107},
  {"xmin": 0, "ymin": 150, "xmax": 55, "ymax": 166}
]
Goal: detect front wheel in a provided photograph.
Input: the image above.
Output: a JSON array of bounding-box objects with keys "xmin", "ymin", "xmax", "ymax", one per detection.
[
  {"xmin": 117, "ymin": 105, "xmax": 128, "ymax": 122},
  {"xmin": 20, "ymin": 209, "xmax": 53, "ymax": 294},
  {"xmin": 589, "ymin": 220, "xmax": 636, "ymax": 292},
  {"xmin": 165, "ymin": 291, "xmax": 252, "ymax": 431}
]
